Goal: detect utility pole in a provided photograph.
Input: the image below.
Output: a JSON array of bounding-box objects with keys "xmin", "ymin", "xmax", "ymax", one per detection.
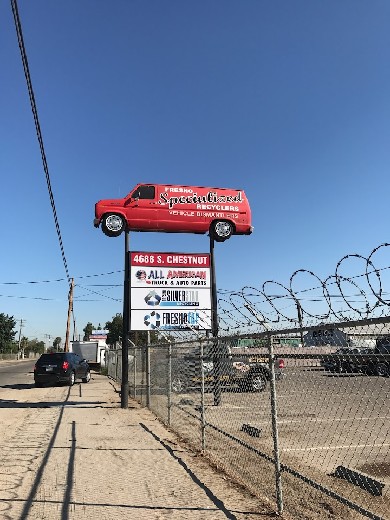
[
  {"xmin": 65, "ymin": 278, "xmax": 74, "ymax": 352},
  {"xmin": 44, "ymin": 334, "xmax": 52, "ymax": 352},
  {"xmin": 17, "ymin": 319, "xmax": 24, "ymax": 359}
]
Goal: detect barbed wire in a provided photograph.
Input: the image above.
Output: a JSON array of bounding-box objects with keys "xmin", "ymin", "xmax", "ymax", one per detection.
[{"xmin": 216, "ymin": 242, "xmax": 390, "ymax": 333}]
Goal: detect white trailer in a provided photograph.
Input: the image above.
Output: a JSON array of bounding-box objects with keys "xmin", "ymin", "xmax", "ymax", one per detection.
[{"xmin": 70, "ymin": 341, "xmax": 107, "ymax": 368}]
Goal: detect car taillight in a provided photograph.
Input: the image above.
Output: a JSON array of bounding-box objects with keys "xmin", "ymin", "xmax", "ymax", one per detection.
[
  {"xmin": 62, "ymin": 361, "xmax": 69, "ymax": 370},
  {"xmin": 278, "ymin": 359, "xmax": 285, "ymax": 369}
]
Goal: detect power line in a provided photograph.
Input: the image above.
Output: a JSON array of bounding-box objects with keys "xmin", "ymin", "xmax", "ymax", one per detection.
[
  {"xmin": 0, "ymin": 293, "xmax": 58, "ymax": 301},
  {"xmin": 76, "ymin": 284, "xmax": 122, "ymax": 302},
  {"xmin": 0, "ymin": 269, "xmax": 124, "ymax": 285},
  {"xmin": 10, "ymin": 0, "xmax": 70, "ymax": 284}
]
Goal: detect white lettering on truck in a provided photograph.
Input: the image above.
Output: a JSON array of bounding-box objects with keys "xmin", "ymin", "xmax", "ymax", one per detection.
[{"xmin": 159, "ymin": 190, "xmax": 243, "ymax": 209}]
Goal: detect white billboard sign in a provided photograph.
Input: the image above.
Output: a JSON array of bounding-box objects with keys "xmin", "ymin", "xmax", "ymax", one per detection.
[
  {"xmin": 131, "ymin": 309, "xmax": 212, "ymax": 331},
  {"xmin": 130, "ymin": 252, "xmax": 212, "ymax": 331}
]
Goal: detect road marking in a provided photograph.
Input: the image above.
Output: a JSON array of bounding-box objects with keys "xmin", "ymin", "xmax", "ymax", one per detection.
[{"xmin": 283, "ymin": 443, "xmax": 390, "ymax": 452}]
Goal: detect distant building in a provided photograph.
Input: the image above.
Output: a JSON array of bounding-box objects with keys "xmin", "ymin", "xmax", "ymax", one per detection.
[
  {"xmin": 273, "ymin": 336, "xmax": 301, "ymax": 347},
  {"xmin": 303, "ymin": 327, "xmax": 348, "ymax": 347},
  {"xmin": 89, "ymin": 329, "xmax": 108, "ymax": 341}
]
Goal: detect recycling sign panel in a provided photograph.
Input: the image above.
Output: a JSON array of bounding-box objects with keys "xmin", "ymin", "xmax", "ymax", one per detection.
[{"xmin": 130, "ymin": 252, "xmax": 212, "ymax": 331}]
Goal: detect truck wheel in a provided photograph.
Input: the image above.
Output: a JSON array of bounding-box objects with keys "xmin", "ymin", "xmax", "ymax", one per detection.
[
  {"xmin": 210, "ymin": 220, "xmax": 234, "ymax": 242},
  {"xmin": 68, "ymin": 371, "xmax": 76, "ymax": 386},
  {"xmin": 101, "ymin": 214, "xmax": 125, "ymax": 237},
  {"xmin": 376, "ymin": 363, "xmax": 389, "ymax": 377},
  {"xmin": 82, "ymin": 371, "xmax": 91, "ymax": 383},
  {"xmin": 249, "ymin": 373, "xmax": 267, "ymax": 392}
]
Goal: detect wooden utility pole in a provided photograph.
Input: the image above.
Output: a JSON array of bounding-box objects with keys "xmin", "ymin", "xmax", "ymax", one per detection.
[
  {"xmin": 17, "ymin": 319, "xmax": 24, "ymax": 359},
  {"xmin": 65, "ymin": 278, "xmax": 74, "ymax": 352}
]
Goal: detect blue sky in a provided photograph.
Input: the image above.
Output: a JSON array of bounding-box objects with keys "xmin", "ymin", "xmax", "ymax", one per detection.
[{"xmin": 1, "ymin": 1, "xmax": 390, "ymax": 345}]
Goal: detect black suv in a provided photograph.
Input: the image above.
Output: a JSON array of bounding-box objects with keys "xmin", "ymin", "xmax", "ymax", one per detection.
[{"xmin": 34, "ymin": 352, "xmax": 91, "ymax": 387}]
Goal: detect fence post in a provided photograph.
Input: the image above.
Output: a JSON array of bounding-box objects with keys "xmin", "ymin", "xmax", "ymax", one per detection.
[
  {"xmin": 268, "ymin": 332, "xmax": 283, "ymax": 515},
  {"xmin": 201, "ymin": 341, "xmax": 206, "ymax": 451},
  {"xmin": 167, "ymin": 343, "xmax": 172, "ymax": 426},
  {"xmin": 146, "ymin": 342, "xmax": 151, "ymax": 408},
  {"xmin": 141, "ymin": 345, "xmax": 146, "ymax": 404},
  {"xmin": 134, "ymin": 348, "xmax": 137, "ymax": 400}
]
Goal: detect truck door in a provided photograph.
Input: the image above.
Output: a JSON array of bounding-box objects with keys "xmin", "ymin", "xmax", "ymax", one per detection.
[
  {"xmin": 124, "ymin": 185, "xmax": 158, "ymax": 230},
  {"xmin": 156, "ymin": 186, "xmax": 202, "ymax": 233}
]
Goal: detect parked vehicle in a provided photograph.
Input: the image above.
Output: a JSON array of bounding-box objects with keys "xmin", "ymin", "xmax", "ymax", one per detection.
[
  {"xmin": 321, "ymin": 348, "xmax": 366, "ymax": 373},
  {"xmin": 373, "ymin": 339, "xmax": 390, "ymax": 376},
  {"xmin": 70, "ymin": 341, "xmax": 106, "ymax": 369},
  {"xmin": 34, "ymin": 352, "xmax": 91, "ymax": 387},
  {"xmin": 171, "ymin": 343, "xmax": 284, "ymax": 393},
  {"xmin": 94, "ymin": 183, "xmax": 253, "ymax": 241},
  {"xmin": 321, "ymin": 343, "xmax": 390, "ymax": 377}
]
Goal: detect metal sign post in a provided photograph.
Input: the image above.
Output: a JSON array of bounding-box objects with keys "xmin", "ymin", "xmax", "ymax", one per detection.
[
  {"xmin": 121, "ymin": 231, "xmax": 130, "ymax": 409},
  {"xmin": 210, "ymin": 236, "xmax": 221, "ymax": 406}
]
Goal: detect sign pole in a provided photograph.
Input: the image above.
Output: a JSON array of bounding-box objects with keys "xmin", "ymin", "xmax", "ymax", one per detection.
[
  {"xmin": 64, "ymin": 278, "xmax": 74, "ymax": 352},
  {"xmin": 121, "ymin": 231, "xmax": 130, "ymax": 409},
  {"xmin": 210, "ymin": 236, "xmax": 221, "ymax": 406},
  {"xmin": 210, "ymin": 237, "xmax": 218, "ymax": 337}
]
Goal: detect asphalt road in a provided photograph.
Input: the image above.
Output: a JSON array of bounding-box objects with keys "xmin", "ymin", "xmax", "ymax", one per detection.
[{"xmin": 0, "ymin": 358, "xmax": 36, "ymax": 390}]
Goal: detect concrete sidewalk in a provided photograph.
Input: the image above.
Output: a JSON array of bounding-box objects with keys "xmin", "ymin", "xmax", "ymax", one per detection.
[{"xmin": 1, "ymin": 371, "xmax": 280, "ymax": 520}]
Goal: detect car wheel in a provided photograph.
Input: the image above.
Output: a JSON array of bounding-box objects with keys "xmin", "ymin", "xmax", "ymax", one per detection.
[
  {"xmin": 172, "ymin": 376, "xmax": 187, "ymax": 393},
  {"xmin": 68, "ymin": 371, "xmax": 76, "ymax": 386},
  {"xmin": 34, "ymin": 382, "xmax": 43, "ymax": 388},
  {"xmin": 101, "ymin": 214, "xmax": 125, "ymax": 237},
  {"xmin": 210, "ymin": 220, "xmax": 234, "ymax": 242},
  {"xmin": 249, "ymin": 373, "xmax": 267, "ymax": 392},
  {"xmin": 376, "ymin": 363, "xmax": 389, "ymax": 377},
  {"xmin": 82, "ymin": 371, "xmax": 91, "ymax": 383}
]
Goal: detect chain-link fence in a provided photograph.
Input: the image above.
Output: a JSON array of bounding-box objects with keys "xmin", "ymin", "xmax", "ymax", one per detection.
[{"xmin": 107, "ymin": 316, "xmax": 390, "ymax": 520}]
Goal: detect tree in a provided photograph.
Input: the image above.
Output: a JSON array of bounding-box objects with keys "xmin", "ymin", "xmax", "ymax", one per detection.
[
  {"xmin": 105, "ymin": 313, "xmax": 160, "ymax": 347},
  {"xmin": 83, "ymin": 322, "xmax": 94, "ymax": 341},
  {"xmin": 20, "ymin": 336, "xmax": 29, "ymax": 354},
  {"xmin": 25, "ymin": 338, "xmax": 45, "ymax": 355},
  {"xmin": 53, "ymin": 337, "xmax": 62, "ymax": 351},
  {"xmin": 0, "ymin": 313, "xmax": 17, "ymax": 353},
  {"xmin": 105, "ymin": 314, "xmax": 122, "ymax": 346}
]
